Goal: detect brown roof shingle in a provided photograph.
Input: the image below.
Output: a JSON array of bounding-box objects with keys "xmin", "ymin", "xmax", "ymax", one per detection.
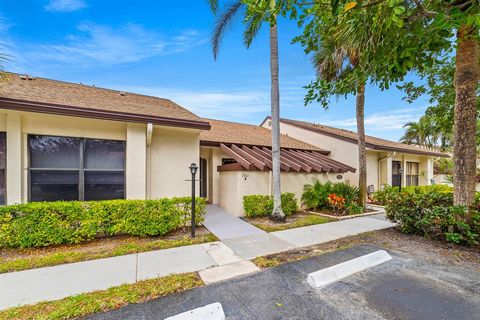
[
  {"xmin": 266, "ymin": 117, "xmax": 448, "ymax": 157},
  {"xmin": 0, "ymin": 73, "xmax": 209, "ymax": 129},
  {"xmin": 200, "ymin": 119, "xmax": 329, "ymax": 153}
]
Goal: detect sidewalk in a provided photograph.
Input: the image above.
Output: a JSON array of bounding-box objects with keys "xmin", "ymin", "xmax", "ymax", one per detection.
[{"xmin": 0, "ymin": 210, "xmax": 394, "ymax": 311}]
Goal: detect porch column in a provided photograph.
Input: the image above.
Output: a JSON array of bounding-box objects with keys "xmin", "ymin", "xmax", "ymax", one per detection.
[
  {"xmin": 386, "ymin": 158, "xmax": 393, "ymax": 186},
  {"xmin": 427, "ymin": 158, "xmax": 434, "ymax": 185},
  {"xmin": 6, "ymin": 114, "xmax": 22, "ymax": 204},
  {"xmin": 402, "ymin": 156, "xmax": 407, "ymax": 187},
  {"xmin": 126, "ymin": 123, "xmax": 147, "ymax": 199}
]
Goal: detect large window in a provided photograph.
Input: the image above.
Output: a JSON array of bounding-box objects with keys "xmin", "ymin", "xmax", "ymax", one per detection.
[
  {"xmin": 29, "ymin": 135, "xmax": 125, "ymax": 202},
  {"xmin": 406, "ymin": 162, "xmax": 419, "ymax": 186},
  {"xmin": 0, "ymin": 133, "xmax": 5, "ymax": 205}
]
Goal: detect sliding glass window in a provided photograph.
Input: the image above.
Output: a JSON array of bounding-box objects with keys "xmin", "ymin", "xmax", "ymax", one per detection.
[{"xmin": 29, "ymin": 135, "xmax": 125, "ymax": 202}]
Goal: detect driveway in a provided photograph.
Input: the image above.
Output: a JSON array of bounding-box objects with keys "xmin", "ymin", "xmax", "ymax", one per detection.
[{"xmin": 87, "ymin": 244, "xmax": 480, "ymax": 320}]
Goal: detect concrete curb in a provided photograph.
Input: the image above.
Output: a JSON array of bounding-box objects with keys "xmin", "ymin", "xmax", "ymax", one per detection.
[
  {"xmin": 307, "ymin": 250, "xmax": 392, "ymax": 288},
  {"xmin": 164, "ymin": 302, "xmax": 225, "ymax": 320}
]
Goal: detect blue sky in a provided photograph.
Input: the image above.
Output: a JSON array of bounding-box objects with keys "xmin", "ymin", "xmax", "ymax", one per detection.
[{"xmin": 0, "ymin": 0, "xmax": 429, "ymax": 141}]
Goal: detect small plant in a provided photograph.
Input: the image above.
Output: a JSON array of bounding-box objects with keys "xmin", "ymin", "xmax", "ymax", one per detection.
[
  {"xmin": 243, "ymin": 193, "xmax": 298, "ymax": 217},
  {"xmin": 327, "ymin": 193, "xmax": 345, "ymax": 215}
]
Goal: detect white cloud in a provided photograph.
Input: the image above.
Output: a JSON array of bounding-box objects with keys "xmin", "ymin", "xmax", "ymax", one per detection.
[
  {"xmin": 110, "ymin": 85, "xmax": 270, "ymax": 121},
  {"xmin": 45, "ymin": 0, "xmax": 87, "ymax": 12},
  {"xmin": 318, "ymin": 107, "xmax": 426, "ymax": 133},
  {"xmin": 21, "ymin": 23, "xmax": 207, "ymax": 66}
]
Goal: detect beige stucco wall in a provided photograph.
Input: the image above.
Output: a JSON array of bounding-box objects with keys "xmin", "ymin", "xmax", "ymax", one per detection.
[
  {"xmin": 264, "ymin": 121, "xmax": 436, "ymax": 191},
  {"xmin": 0, "ymin": 109, "xmax": 201, "ymax": 204},
  {"xmin": 149, "ymin": 126, "xmax": 200, "ymax": 199},
  {"xmin": 126, "ymin": 123, "xmax": 147, "ymax": 199},
  {"xmin": 218, "ymin": 170, "xmax": 343, "ymax": 217},
  {"xmin": 200, "ymin": 146, "xmax": 228, "ymax": 204}
]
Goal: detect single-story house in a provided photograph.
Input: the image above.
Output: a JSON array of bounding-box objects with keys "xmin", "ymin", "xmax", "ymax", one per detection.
[
  {"xmin": 199, "ymin": 119, "xmax": 355, "ymax": 216},
  {"xmin": 260, "ymin": 117, "xmax": 449, "ymax": 193},
  {"xmin": 0, "ymin": 73, "xmax": 355, "ymax": 218},
  {"xmin": 0, "ymin": 73, "xmax": 210, "ymax": 206}
]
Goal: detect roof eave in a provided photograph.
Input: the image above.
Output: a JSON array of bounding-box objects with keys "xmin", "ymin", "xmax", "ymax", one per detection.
[
  {"xmin": 0, "ymin": 97, "xmax": 211, "ymax": 130},
  {"xmin": 199, "ymin": 140, "xmax": 330, "ymax": 155},
  {"xmin": 280, "ymin": 119, "xmax": 448, "ymax": 158}
]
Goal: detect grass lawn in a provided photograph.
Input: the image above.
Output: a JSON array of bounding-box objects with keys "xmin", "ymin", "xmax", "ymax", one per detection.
[
  {"xmin": 0, "ymin": 272, "xmax": 203, "ymax": 320},
  {"xmin": 0, "ymin": 228, "xmax": 217, "ymax": 274},
  {"xmin": 247, "ymin": 212, "xmax": 335, "ymax": 232}
]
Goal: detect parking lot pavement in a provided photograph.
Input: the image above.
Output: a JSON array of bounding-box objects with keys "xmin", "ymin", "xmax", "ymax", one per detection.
[{"xmin": 88, "ymin": 244, "xmax": 480, "ymax": 320}]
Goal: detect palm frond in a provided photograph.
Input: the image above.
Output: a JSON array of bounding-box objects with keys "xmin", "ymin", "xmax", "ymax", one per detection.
[
  {"xmin": 243, "ymin": 11, "xmax": 264, "ymax": 49},
  {"xmin": 211, "ymin": 1, "xmax": 243, "ymax": 60}
]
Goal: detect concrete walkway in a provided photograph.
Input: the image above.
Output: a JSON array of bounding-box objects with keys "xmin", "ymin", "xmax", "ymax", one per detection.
[
  {"xmin": 203, "ymin": 205, "xmax": 266, "ymax": 240},
  {"xmin": 0, "ymin": 209, "xmax": 394, "ymax": 311},
  {"xmin": 272, "ymin": 215, "xmax": 394, "ymax": 247},
  {"xmin": 0, "ymin": 242, "xmax": 255, "ymax": 310}
]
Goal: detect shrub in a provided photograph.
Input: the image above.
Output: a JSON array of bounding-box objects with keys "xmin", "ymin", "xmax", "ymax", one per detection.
[
  {"xmin": 383, "ymin": 188, "xmax": 480, "ymax": 246},
  {"xmin": 301, "ymin": 180, "xmax": 359, "ymax": 210},
  {"xmin": 0, "ymin": 197, "xmax": 206, "ymax": 249},
  {"xmin": 243, "ymin": 193, "xmax": 298, "ymax": 217},
  {"xmin": 373, "ymin": 184, "xmax": 453, "ymax": 205},
  {"xmin": 301, "ymin": 181, "xmax": 332, "ymax": 210},
  {"xmin": 345, "ymin": 203, "xmax": 364, "ymax": 215}
]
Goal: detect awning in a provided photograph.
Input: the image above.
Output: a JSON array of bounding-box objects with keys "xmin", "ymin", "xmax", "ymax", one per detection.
[{"xmin": 217, "ymin": 143, "xmax": 356, "ymax": 173}]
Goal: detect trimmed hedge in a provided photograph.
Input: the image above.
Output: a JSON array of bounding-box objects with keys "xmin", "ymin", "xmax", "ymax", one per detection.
[
  {"xmin": 0, "ymin": 197, "xmax": 206, "ymax": 249},
  {"xmin": 243, "ymin": 193, "xmax": 299, "ymax": 217}
]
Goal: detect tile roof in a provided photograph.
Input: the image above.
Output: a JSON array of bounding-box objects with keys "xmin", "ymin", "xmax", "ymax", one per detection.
[
  {"xmin": 200, "ymin": 119, "xmax": 329, "ymax": 153},
  {"xmin": 264, "ymin": 117, "xmax": 448, "ymax": 157},
  {"xmin": 0, "ymin": 73, "xmax": 209, "ymax": 129}
]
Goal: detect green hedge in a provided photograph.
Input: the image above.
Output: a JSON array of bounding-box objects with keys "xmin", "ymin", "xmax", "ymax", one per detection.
[
  {"xmin": 243, "ymin": 193, "xmax": 298, "ymax": 217},
  {"xmin": 0, "ymin": 197, "xmax": 206, "ymax": 249},
  {"xmin": 381, "ymin": 188, "xmax": 479, "ymax": 246}
]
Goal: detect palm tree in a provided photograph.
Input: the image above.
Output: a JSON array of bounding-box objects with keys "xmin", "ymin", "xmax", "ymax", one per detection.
[
  {"xmin": 313, "ymin": 39, "xmax": 368, "ymax": 208},
  {"xmin": 208, "ymin": 0, "xmax": 285, "ymax": 220},
  {"xmin": 400, "ymin": 116, "xmax": 438, "ymax": 147},
  {"xmin": 452, "ymin": 24, "xmax": 479, "ymax": 206}
]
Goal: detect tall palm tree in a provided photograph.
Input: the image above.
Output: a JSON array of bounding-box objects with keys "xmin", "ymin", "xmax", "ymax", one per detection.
[
  {"xmin": 208, "ymin": 0, "xmax": 285, "ymax": 220},
  {"xmin": 313, "ymin": 40, "xmax": 368, "ymax": 208},
  {"xmin": 452, "ymin": 24, "xmax": 479, "ymax": 206}
]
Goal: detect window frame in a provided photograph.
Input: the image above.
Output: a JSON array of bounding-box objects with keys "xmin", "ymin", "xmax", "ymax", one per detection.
[
  {"xmin": 406, "ymin": 161, "xmax": 420, "ymax": 187},
  {"xmin": 27, "ymin": 134, "xmax": 126, "ymax": 202}
]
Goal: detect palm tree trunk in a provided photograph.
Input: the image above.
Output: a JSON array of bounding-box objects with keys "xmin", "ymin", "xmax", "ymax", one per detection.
[
  {"xmin": 453, "ymin": 24, "xmax": 479, "ymax": 206},
  {"xmin": 269, "ymin": 6, "xmax": 285, "ymax": 221},
  {"xmin": 356, "ymin": 83, "xmax": 367, "ymax": 208}
]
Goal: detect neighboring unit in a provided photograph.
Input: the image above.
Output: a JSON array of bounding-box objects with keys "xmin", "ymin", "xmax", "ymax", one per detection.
[
  {"xmin": 199, "ymin": 119, "xmax": 355, "ymax": 216},
  {"xmin": 261, "ymin": 117, "xmax": 448, "ymax": 194}
]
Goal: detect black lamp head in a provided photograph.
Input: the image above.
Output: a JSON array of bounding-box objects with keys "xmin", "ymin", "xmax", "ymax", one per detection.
[{"xmin": 189, "ymin": 163, "xmax": 198, "ymax": 175}]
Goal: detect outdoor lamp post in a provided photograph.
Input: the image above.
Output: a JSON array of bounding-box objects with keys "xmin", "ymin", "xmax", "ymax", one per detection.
[
  {"xmin": 398, "ymin": 167, "xmax": 403, "ymax": 192},
  {"xmin": 189, "ymin": 163, "xmax": 198, "ymax": 238}
]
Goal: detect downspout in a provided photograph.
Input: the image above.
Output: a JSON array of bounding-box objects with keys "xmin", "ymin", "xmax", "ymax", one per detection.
[
  {"xmin": 146, "ymin": 123, "xmax": 153, "ymax": 199},
  {"xmin": 378, "ymin": 151, "xmax": 396, "ymax": 189}
]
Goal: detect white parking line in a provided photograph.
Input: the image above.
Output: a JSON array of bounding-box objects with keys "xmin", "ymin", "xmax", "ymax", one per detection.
[
  {"xmin": 307, "ymin": 250, "xmax": 392, "ymax": 288},
  {"xmin": 164, "ymin": 302, "xmax": 225, "ymax": 320}
]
